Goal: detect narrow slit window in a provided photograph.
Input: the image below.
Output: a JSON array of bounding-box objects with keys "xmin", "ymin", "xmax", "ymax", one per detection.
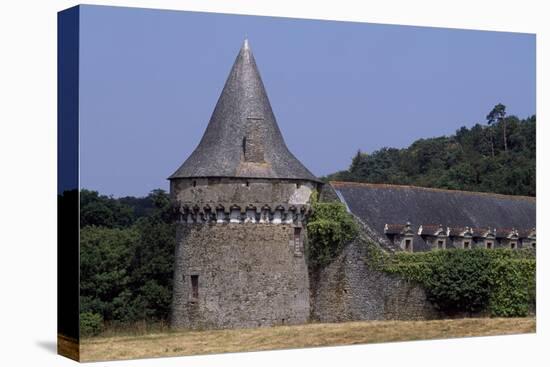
[
  {"xmin": 294, "ymin": 227, "xmax": 301, "ymax": 245},
  {"xmin": 191, "ymin": 275, "xmax": 199, "ymax": 299},
  {"xmin": 294, "ymin": 227, "xmax": 302, "ymax": 253},
  {"xmin": 405, "ymin": 239, "xmax": 412, "ymax": 252}
]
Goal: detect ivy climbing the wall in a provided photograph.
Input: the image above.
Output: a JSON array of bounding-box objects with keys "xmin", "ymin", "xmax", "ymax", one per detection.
[
  {"xmin": 306, "ymin": 191, "xmax": 359, "ymax": 268},
  {"xmin": 368, "ymin": 245, "xmax": 536, "ymax": 317},
  {"xmin": 486, "ymin": 250, "xmax": 536, "ymax": 317}
]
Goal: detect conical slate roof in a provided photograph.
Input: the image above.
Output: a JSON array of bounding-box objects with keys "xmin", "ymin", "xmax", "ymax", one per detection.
[{"xmin": 169, "ymin": 40, "xmax": 320, "ymax": 182}]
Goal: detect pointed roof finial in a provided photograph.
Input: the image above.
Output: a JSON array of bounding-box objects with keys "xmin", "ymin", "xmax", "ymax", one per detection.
[{"xmin": 243, "ymin": 37, "xmax": 249, "ymax": 50}]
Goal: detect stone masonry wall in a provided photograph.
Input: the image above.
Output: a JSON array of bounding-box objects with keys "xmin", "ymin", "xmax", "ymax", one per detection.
[
  {"xmin": 170, "ymin": 178, "xmax": 316, "ymax": 209},
  {"xmin": 310, "ymin": 240, "xmax": 439, "ymax": 322},
  {"xmin": 171, "ymin": 223, "xmax": 310, "ymax": 329}
]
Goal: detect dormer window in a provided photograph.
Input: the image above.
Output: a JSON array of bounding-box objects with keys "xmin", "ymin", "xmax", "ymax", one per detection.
[
  {"xmin": 486, "ymin": 241, "xmax": 493, "ymax": 249},
  {"xmin": 244, "ymin": 117, "xmax": 265, "ymax": 162},
  {"xmin": 510, "ymin": 242, "xmax": 517, "ymax": 250},
  {"xmin": 437, "ymin": 239, "xmax": 445, "ymax": 249},
  {"xmin": 463, "ymin": 240, "xmax": 471, "ymax": 249}
]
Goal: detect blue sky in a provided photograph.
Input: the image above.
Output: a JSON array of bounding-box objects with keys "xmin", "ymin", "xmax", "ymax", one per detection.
[{"xmin": 78, "ymin": 5, "xmax": 535, "ymax": 197}]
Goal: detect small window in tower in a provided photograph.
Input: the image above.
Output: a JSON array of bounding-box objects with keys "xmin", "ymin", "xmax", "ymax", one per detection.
[
  {"xmin": 191, "ymin": 275, "xmax": 199, "ymax": 299},
  {"xmin": 486, "ymin": 241, "xmax": 493, "ymax": 249},
  {"xmin": 294, "ymin": 227, "xmax": 301, "ymax": 247},
  {"xmin": 405, "ymin": 239, "xmax": 412, "ymax": 252},
  {"xmin": 532, "ymin": 242, "xmax": 536, "ymax": 249},
  {"xmin": 463, "ymin": 241, "xmax": 471, "ymax": 249},
  {"xmin": 293, "ymin": 227, "xmax": 302, "ymax": 256},
  {"xmin": 437, "ymin": 240, "xmax": 444, "ymax": 249},
  {"xmin": 246, "ymin": 181, "xmax": 250, "ymax": 187},
  {"xmin": 193, "ymin": 180, "xmax": 197, "ymax": 187},
  {"xmin": 296, "ymin": 183, "xmax": 301, "ymax": 189},
  {"xmin": 510, "ymin": 242, "xmax": 517, "ymax": 250}
]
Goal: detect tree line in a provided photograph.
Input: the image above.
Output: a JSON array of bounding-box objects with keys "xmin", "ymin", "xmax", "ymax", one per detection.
[
  {"xmin": 78, "ymin": 189, "xmax": 175, "ymax": 335},
  {"xmin": 326, "ymin": 104, "xmax": 536, "ymax": 197}
]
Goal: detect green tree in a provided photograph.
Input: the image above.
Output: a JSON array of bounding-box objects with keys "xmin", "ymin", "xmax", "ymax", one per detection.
[
  {"xmin": 79, "ymin": 189, "xmax": 176, "ymax": 324},
  {"xmin": 128, "ymin": 190, "xmax": 175, "ymax": 321},
  {"xmin": 486, "ymin": 103, "xmax": 507, "ymax": 153},
  {"xmin": 80, "ymin": 226, "xmax": 139, "ymax": 320},
  {"xmin": 80, "ymin": 312, "xmax": 104, "ymax": 336},
  {"xmin": 80, "ymin": 190, "xmax": 135, "ymax": 228}
]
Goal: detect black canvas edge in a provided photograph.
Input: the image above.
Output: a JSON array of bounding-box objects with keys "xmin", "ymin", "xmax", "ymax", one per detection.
[{"xmin": 57, "ymin": 5, "xmax": 80, "ymax": 362}]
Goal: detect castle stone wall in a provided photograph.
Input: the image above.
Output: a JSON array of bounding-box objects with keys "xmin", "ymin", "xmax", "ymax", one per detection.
[
  {"xmin": 310, "ymin": 241, "xmax": 439, "ymax": 322},
  {"xmin": 171, "ymin": 177, "xmax": 316, "ymax": 209},
  {"xmin": 171, "ymin": 223, "xmax": 310, "ymax": 329}
]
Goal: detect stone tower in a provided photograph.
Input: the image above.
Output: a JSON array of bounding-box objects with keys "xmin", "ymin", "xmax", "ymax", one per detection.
[{"xmin": 169, "ymin": 40, "xmax": 322, "ymax": 329}]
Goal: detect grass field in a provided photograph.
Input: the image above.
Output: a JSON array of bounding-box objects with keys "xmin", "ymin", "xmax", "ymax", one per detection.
[{"xmin": 80, "ymin": 317, "xmax": 535, "ymax": 362}]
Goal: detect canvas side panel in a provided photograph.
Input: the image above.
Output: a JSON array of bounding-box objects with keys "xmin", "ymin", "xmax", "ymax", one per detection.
[{"xmin": 57, "ymin": 5, "xmax": 80, "ymax": 362}]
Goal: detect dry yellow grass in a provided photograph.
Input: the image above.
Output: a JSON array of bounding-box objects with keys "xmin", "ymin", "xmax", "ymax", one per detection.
[{"xmin": 80, "ymin": 317, "xmax": 535, "ymax": 362}]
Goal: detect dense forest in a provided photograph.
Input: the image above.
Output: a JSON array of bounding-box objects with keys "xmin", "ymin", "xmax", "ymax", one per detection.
[
  {"xmin": 326, "ymin": 104, "xmax": 536, "ymax": 197},
  {"xmin": 78, "ymin": 189, "xmax": 175, "ymax": 334}
]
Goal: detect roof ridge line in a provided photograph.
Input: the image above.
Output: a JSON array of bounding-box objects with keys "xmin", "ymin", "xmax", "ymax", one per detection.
[{"xmin": 329, "ymin": 181, "xmax": 535, "ymax": 202}]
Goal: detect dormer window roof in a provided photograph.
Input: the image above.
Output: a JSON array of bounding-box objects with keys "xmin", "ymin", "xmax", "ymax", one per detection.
[
  {"xmin": 384, "ymin": 221, "xmax": 415, "ymax": 236},
  {"xmin": 418, "ymin": 224, "xmax": 448, "ymax": 237},
  {"xmin": 448, "ymin": 226, "xmax": 474, "ymax": 238},
  {"xmin": 471, "ymin": 227, "xmax": 496, "ymax": 239},
  {"xmin": 496, "ymin": 228, "xmax": 519, "ymax": 239}
]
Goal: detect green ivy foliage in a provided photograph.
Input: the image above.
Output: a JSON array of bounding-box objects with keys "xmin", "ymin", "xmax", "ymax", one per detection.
[
  {"xmin": 368, "ymin": 246, "xmax": 535, "ymax": 317},
  {"xmin": 487, "ymin": 251, "xmax": 536, "ymax": 317},
  {"xmin": 306, "ymin": 192, "xmax": 359, "ymax": 267}
]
